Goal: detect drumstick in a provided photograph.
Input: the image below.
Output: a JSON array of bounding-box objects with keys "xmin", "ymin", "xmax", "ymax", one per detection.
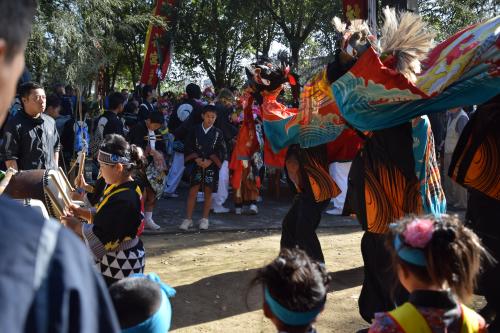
[
  {"xmin": 58, "ymin": 167, "xmax": 75, "ymax": 192},
  {"xmin": 0, "ymin": 168, "xmax": 18, "ymax": 195},
  {"xmin": 78, "ymin": 151, "xmax": 86, "ymax": 181}
]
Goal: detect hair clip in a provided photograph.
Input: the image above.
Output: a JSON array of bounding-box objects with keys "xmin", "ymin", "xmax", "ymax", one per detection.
[{"xmin": 402, "ymin": 218, "xmax": 434, "ymax": 249}]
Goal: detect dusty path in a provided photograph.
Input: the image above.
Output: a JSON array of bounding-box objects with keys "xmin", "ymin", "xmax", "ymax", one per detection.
[{"xmin": 143, "ymin": 227, "xmax": 369, "ymax": 333}]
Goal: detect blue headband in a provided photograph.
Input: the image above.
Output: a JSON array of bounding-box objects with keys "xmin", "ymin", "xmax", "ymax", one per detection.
[
  {"xmin": 394, "ymin": 234, "xmax": 427, "ymax": 267},
  {"xmin": 264, "ymin": 287, "xmax": 324, "ymax": 326},
  {"xmin": 122, "ymin": 273, "xmax": 176, "ymax": 333}
]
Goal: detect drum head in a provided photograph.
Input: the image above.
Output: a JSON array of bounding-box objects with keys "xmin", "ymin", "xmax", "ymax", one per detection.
[{"xmin": 3, "ymin": 169, "xmax": 45, "ymax": 201}]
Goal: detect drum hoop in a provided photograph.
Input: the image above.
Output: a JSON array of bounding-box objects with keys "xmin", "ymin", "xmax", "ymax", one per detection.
[{"xmin": 42, "ymin": 171, "xmax": 58, "ymax": 217}]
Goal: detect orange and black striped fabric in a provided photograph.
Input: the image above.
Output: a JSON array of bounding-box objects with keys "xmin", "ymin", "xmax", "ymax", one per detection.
[
  {"xmin": 287, "ymin": 144, "xmax": 340, "ymax": 203},
  {"xmin": 345, "ymin": 122, "xmax": 423, "ymax": 234},
  {"xmin": 449, "ymin": 96, "xmax": 500, "ymax": 201}
]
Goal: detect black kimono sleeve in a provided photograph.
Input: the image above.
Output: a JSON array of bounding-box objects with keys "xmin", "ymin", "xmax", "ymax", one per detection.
[
  {"xmin": 53, "ymin": 121, "xmax": 61, "ymax": 153},
  {"xmin": 103, "ymin": 118, "xmax": 124, "ymax": 137},
  {"xmin": 208, "ymin": 128, "xmax": 225, "ymax": 168},
  {"xmin": 184, "ymin": 127, "xmax": 199, "ymax": 163},
  {"xmin": 0, "ymin": 118, "xmax": 20, "ymax": 161},
  {"xmin": 126, "ymin": 124, "xmax": 145, "ymax": 148}
]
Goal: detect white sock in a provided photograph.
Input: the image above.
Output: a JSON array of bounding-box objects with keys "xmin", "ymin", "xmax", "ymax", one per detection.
[{"xmin": 144, "ymin": 211, "xmax": 153, "ymax": 221}]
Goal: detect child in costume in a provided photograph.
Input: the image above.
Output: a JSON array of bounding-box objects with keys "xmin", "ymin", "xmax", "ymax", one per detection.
[
  {"xmin": 179, "ymin": 105, "xmax": 226, "ymax": 231},
  {"xmin": 251, "ymin": 248, "xmax": 330, "ymax": 333},
  {"xmin": 109, "ymin": 273, "xmax": 176, "ymax": 333},
  {"xmin": 62, "ymin": 134, "xmax": 146, "ymax": 286},
  {"xmin": 369, "ymin": 215, "xmax": 489, "ymax": 332}
]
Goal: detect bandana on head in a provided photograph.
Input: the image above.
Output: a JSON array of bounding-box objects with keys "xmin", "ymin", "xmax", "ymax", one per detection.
[
  {"xmin": 264, "ymin": 287, "xmax": 324, "ymax": 326},
  {"xmin": 97, "ymin": 150, "xmax": 132, "ymax": 166}
]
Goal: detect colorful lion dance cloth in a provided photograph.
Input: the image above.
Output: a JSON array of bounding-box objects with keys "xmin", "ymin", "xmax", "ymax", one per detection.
[
  {"xmin": 333, "ymin": 15, "xmax": 500, "ymax": 132},
  {"xmin": 260, "ymin": 14, "xmax": 499, "ymax": 152}
]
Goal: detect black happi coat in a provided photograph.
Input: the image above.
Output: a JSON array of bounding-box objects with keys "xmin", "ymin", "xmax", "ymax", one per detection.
[
  {"xmin": 184, "ymin": 124, "xmax": 225, "ymax": 169},
  {"xmin": 0, "ymin": 109, "xmax": 60, "ymax": 170},
  {"xmin": 127, "ymin": 121, "xmax": 166, "ymax": 154},
  {"xmin": 91, "ymin": 181, "xmax": 142, "ymax": 256}
]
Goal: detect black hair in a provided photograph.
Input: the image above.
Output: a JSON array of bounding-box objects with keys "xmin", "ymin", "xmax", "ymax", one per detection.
[
  {"xmin": 250, "ymin": 248, "xmax": 330, "ymax": 329},
  {"xmin": 53, "ymin": 83, "xmax": 65, "ymax": 95},
  {"xmin": 19, "ymin": 82, "xmax": 43, "ymax": 99},
  {"xmin": 388, "ymin": 214, "xmax": 492, "ymax": 302},
  {"xmin": 46, "ymin": 94, "xmax": 61, "ymax": 109},
  {"xmin": 202, "ymin": 104, "xmax": 217, "ymax": 114},
  {"xmin": 108, "ymin": 92, "xmax": 126, "ymax": 111},
  {"xmin": 186, "ymin": 83, "xmax": 201, "ymax": 99},
  {"xmin": 100, "ymin": 134, "xmax": 146, "ymax": 171},
  {"xmin": 148, "ymin": 111, "xmax": 164, "ymax": 124},
  {"xmin": 0, "ymin": 0, "xmax": 37, "ymax": 61},
  {"xmin": 124, "ymin": 101, "xmax": 138, "ymax": 114},
  {"xmin": 142, "ymin": 85, "xmax": 153, "ymax": 99},
  {"xmin": 65, "ymin": 85, "xmax": 74, "ymax": 95},
  {"xmin": 109, "ymin": 277, "xmax": 162, "ymax": 329}
]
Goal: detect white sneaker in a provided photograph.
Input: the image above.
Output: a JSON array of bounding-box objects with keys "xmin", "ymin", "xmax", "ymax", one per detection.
[
  {"xmin": 235, "ymin": 207, "xmax": 242, "ymax": 215},
  {"xmin": 213, "ymin": 206, "xmax": 230, "ymax": 213},
  {"xmin": 145, "ymin": 218, "xmax": 161, "ymax": 230},
  {"xmin": 249, "ymin": 204, "xmax": 258, "ymax": 215},
  {"xmin": 179, "ymin": 218, "xmax": 193, "ymax": 231},
  {"xmin": 325, "ymin": 207, "xmax": 343, "ymax": 215},
  {"xmin": 198, "ymin": 218, "xmax": 209, "ymax": 230}
]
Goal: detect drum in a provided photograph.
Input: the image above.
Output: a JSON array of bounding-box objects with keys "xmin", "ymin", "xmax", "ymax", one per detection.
[{"xmin": 3, "ymin": 169, "xmax": 89, "ymax": 218}]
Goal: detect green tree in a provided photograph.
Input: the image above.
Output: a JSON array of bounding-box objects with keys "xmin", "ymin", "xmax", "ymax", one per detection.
[
  {"xmin": 418, "ymin": 0, "xmax": 499, "ymax": 41},
  {"xmin": 258, "ymin": 0, "xmax": 342, "ymax": 70},
  {"xmin": 173, "ymin": 0, "xmax": 254, "ymax": 89},
  {"xmin": 25, "ymin": 0, "xmax": 164, "ymax": 95}
]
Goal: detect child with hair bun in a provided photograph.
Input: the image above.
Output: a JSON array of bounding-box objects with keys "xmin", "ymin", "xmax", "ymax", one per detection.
[
  {"xmin": 369, "ymin": 214, "xmax": 491, "ymax": 333},
  {"xmin": 251, "ymin": 248, "xmax": 331, "ymax": 333}
]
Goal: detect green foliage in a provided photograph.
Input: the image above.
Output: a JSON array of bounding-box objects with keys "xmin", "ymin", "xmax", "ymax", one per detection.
[
  {"xmin": 26, "ymin": 0, "xmax": 163, "ymax": 94},
  {"xmin": 257, "ymin": 0, "xmax": 342, "ymax": 69},
  {"xmin": 418, "ymin": 0, "xmax": 499, "ymax": 41},
  {"xmin": 24, "ymin": 0, "xmax": 498, "ymax": 94},
  {"xmin": 173, "ymin": 0, "xmax": 254, "ymax": 89}
]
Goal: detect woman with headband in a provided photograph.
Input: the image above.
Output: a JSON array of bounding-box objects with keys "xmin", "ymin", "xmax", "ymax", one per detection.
[{"xmin": 61, "ymin": 134, "xmax": 147, "ymax": 286}]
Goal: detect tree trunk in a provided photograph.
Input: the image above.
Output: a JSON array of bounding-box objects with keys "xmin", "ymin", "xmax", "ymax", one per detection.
[
  {"xmin": 290, "ymin": 41, "xmax": 301, "ymax": 70},
  {"xmin": 104, "ymin": 65, "xmax": 111, "ymax": 95},
  {"xmin": 110, "ymin": 60, "xmax": 120, "ymax": 91}
]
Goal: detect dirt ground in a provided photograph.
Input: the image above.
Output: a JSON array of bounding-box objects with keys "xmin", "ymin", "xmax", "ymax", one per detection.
[{"xmin": 143, "ymin": 227, "xmax": 369, "ymax": 333}]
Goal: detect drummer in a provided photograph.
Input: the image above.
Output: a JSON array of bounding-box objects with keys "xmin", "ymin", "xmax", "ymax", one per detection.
[{"xmin": 61, "ymin": 134, "xmax": 146, "ymax": 286}]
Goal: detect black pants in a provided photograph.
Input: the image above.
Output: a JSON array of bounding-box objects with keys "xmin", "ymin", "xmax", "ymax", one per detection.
[
  {"xmin": 358, "ymin": 231, "xmax": 408, "ymax": 323},
  {"xmin": 467, "ymin": 190, "xmax": 500, "ymax": 331},
  {"xmin": 280, "ymin": 193, "xmax": 329, "ymax": 263}
]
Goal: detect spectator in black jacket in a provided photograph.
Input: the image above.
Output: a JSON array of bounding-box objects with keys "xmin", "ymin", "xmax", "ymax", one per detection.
[
  {"xmin": 138, "ymin": 85, "xmax": 155, "ymax": 121},
  {"xmin": 127, "ymin": 111, "xmax": 166, "ymax": 230},
  {"xmin": 211, "ymin": 88, "xmax": 238, "ymax": 213},
  {"xmin": 163, "ymin": 83, "xmax": 204, "ymax": 197},
  {"xmin": 93, "ymin": 92, "xmax": 125, "ymax": 144},
  {"xmin": 0, "ymin": 82, "xmax": 61, "ymax": 171}
]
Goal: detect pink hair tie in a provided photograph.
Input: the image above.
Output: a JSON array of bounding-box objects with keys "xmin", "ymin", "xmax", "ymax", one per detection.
[{"xmin": 402, "ymin": 218, "xmax": 435, "ymax": 248}]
